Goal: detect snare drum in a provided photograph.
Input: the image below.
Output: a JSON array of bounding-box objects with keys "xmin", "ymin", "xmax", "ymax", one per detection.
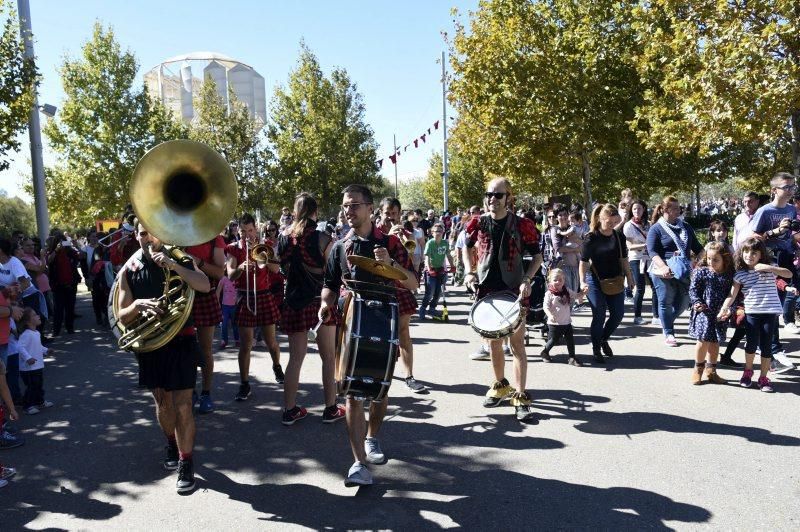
[
  {"xmin": 336, "ymin": 287, "xmax": 399, "ymax": 401},
  {"xmin": 469, "ymin": 291, "xmax": 524, "ymax": 339}
]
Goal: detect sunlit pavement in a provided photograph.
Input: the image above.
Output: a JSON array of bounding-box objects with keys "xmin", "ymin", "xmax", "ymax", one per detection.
[{"xmin": 4, "ymin": 285, "xmax": 800, "ymax": 529}]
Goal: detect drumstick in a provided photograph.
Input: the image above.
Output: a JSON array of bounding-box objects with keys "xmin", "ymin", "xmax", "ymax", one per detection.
[{"xmin": 307, "ymin": 318, "xmax": 324, "ymax": 342}]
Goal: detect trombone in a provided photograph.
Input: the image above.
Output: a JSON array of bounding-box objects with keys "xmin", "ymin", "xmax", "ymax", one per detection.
[
  {"xmin": 97, "ymin": 223, "xmax": 134, "ymax": 247},
  {"xmin": 243, "ymin": 240, "xmax": 276, "ymax": 315}
]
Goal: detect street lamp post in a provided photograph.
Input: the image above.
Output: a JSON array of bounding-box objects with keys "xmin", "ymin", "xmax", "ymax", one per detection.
[{"xmin": 17, "ymin": 0, "xmax": 50, "ymax": 244}]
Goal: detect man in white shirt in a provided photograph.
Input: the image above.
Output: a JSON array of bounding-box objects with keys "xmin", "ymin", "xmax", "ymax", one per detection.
[{"xmin": 733, "ymin": 191, "xmax": 759, "ymax": 251}]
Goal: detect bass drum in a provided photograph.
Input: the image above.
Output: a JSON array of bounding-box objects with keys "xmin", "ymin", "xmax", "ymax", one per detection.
[
  {"xmin": 107, "ymin": 270, "xmax": 124, "ymax": 345},
  {"xmin": 469, "ymin": 291, "xmax": 524, "ymax": 339},
  {"xmin": 336, "ymin": 289, "xmax": 399, "ymax": 401}
]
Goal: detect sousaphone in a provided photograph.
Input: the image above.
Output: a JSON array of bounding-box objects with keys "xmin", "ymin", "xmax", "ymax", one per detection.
[{"xmin": 108, "ymin": 140, "xmax": 238, "ymax": 352}]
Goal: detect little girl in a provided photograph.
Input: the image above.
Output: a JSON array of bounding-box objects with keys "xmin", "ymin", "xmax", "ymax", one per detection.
[
  {"xmin": 707, "ymin": 220, "xmax": 733, "ymax": 253},
  {"xmin": 718, "ymin": 237, "xmax": 792, "ymax": 392},
  {"xmin": 541, "ymin": 268, "xmax": 587, "ymax": 366},
  {"xmin": 17, "ymin": 308, "xmax": 53, "ymax": 414},
  {"xmin": 216, "ymin": 275, "xmax": 239, "ymax": 349},
  {"xmin": 688, "ymin": 242, "xmax": 734, "ymax": 384}
]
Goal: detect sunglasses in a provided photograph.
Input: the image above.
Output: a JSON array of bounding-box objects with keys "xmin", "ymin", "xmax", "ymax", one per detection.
[
  {"xmin": 776, "ymin": 184, "xmax": 797, "ymax": 191},
  {"xmin": 484, "ymin": 192, "xmax": 507, "ymax": 199}
]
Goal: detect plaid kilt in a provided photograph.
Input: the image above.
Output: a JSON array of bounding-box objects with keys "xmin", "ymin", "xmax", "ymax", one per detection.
[
  {"xmin": 236, "ymin": 290, "xmax": 280, "ymax": 327},
  {"xmin": 192, "ymin": 290, "xmax": 222, "ymax": 327},
  {"xmin": 279, "ymin": 297, "xmax": 339, "ymax": 333},
  {"xmin": 396, "ymin": 288, "xmax": 417, "ymax": 316}
]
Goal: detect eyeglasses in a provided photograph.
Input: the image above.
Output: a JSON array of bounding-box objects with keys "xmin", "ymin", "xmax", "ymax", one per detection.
[
  {"xmin": 484, "ymin": 192, "xmax": 507, "ymax": 199},
  {"xmin": 341, "ymin": 203, "xmax": 366, "ymax": 211},
  {"xmin": 776, "ymin": 184, "xmax": 797, "ymax": 191}
]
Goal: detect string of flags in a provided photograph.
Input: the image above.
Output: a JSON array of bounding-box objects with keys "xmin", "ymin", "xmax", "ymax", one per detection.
[{"xmin": 377, "ymin": 119, "xmax": 440, "ymax": 169}]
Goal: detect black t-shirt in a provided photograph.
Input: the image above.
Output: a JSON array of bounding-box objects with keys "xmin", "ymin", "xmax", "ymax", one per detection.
[
  {"xmin": 580, "ymin": 230, "xmax": 628, "ymax": 280},
  {"xmin": 419, "ymin": 219, "xmax": 432, "ymax": 237},
  {"xmin": 482, "ymin": 215, "xmax": 507, "ymax": 290}
]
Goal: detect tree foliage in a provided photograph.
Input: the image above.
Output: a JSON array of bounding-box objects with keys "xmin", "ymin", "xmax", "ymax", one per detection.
[
  {"xmin": 448, "ymin": 0, "xmax": 645, "ymax": 206},
  {"xmin": 0, "ymin": 191, "xmax": 35, "ymax": 237},
  {"xmin": 267, "ymin": 43, "xmax": 382, "ymax": 216},
  {"xmin": 43, "ymin": 23, "xmax": 185, "ymax": 226},
  {"xmin": 188, "ymin": 78, "xmax": 268, "ymax": 213},
  {"xmin": 0, "ymin": 0, "xmax": 37, "ymax": 171},
  {"xmin": 424, "ymin": 150, "xmax": 486, "ymax": 211},
  {"xmin": 397, "ymin": 176, "xmax": 432, "ymax": 212},
  {"xmin": 632, "ymin": 0, "xmax": 800, "ymax": 176}
]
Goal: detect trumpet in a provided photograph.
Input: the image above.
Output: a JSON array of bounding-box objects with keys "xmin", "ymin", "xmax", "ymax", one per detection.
[{"xmin": 390, "ymin": 223, "xmax": 416, "ymax": 254}]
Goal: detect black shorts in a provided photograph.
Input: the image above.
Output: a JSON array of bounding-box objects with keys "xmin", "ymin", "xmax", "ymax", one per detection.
[{"xmin": 136, "ymin": 335, "xmax": 200, "ymax": 391}]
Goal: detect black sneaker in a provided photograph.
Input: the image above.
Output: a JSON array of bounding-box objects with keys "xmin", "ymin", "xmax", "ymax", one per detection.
[
  {"xmin": 163, "ymin": 444, "xmax": 179, "ymax": 471},
  {"xmin": 601, "ymin": 341, "xmax": 614, "ymax": 358},
  {"xmin": 511, "ymin": 392, "xmax": 535, "ymax": 422},
  {"xmin": 273, "ymin": 364, "xmax": 285, "ymax": 384},
  {"xmin": 719, "ymin": 355, "xmax": 742, "ymax": 369},
  {"xmin": 234, "ymin": 383, "xmax": 251, "ymax": 402},
  {"xmin": 176, "ymin": 459, "xmax": 195, "ymax": 493},
  {"xmin": 483, "ymin": 378, "xmax": 514, "ymax": 407},
  {"xmin": 281, "ymin": 405, "xmax": 308, "ymax": 426},
  {"xmin": 0, "ymin": 430, "xmax": 24, "ymax": 449}
]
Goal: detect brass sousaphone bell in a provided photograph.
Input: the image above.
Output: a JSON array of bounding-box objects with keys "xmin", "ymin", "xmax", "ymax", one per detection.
[{"xmin": 108, "ymin": 140, "xmax": 238, "ymax": 353}]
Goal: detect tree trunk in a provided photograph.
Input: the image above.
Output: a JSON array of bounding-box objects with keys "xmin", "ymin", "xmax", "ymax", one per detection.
[
  {"xmin": 580, "ymin": 151, "xmax": 593, "ymax": 209},
  {"xmin": 695, "ymin": 182, "xmax": 700, "ymax": 216},
  {"xmin": 792, "ymin": 110, "xmax": 800, "ymax": 177}
]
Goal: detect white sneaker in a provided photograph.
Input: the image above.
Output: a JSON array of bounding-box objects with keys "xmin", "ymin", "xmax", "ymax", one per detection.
[
  {"xmin": 364, "ymin": 437, "xmax": 386, "ymax": 464},
  {"xmin": 470, "ymin": 345, "xmax": 490, "ymax": 361},
  {"xmin": 633, "ymin": 316, "xmax": 646, "ymax": 325},
  {"xmin": 771, "ymin": 351, "xmax": 795, "ymax": 374},
  {"xmin": 624, "ymin": 297, "xmax": 634, "ymax": 305},
  {"xmin": 38, "ymin": 400, "xmax": 54, "ymax": 409},
  {"xmin": 344, "ymin": 461, "xmax": 373, "ymax": 487},
  {"xmin": 651, "ymin": 317, "xmax": 661, "ymax": 327},
  {"xmin": 784, "ymin": 322, "xmax": 799, "ymax": 333},
  {"xmin": 24, "ymin": 406, "xmax": 40, "ymax": 415}
]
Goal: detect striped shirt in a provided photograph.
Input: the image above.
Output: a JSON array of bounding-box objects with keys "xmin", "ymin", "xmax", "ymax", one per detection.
[{"xmin": 734, "ymin": 269, "xmax": 783, "ymax": 315}]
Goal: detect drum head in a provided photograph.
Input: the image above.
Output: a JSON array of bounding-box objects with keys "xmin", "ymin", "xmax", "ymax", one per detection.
[
  {"xmin": 470, "ymin": 292, "xmax": 522, "ymax": 338},
  {"xmin": 335, "ymin": 293, "xmax": 355, "ymax": 390}
]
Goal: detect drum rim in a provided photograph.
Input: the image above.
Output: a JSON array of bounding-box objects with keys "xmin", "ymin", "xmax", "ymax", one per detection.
[{"xmin": 469, "ymin": 290, "xmax": 524, "ymax": 339}]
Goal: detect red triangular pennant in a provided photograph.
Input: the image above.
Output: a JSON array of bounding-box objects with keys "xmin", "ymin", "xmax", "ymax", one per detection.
[
  {"xmin": 414, "ymin": 139, "xmax": 419, "ymax": 148},
  {"xmin": 427, "ymin": 128, "xmax": 431, "ymax": 135},
  {"xmin": 434, "ymin": 120, "xmax": 439, "ymax": 130},
  {"xmin": 404, "ymin": 145, "xmax": 409, "ymax": 152},
  {"xmin": 389, "ymin": 154, "xmax": 397, "ymax": 164},
  {"xmin": 420, "ymin": 134, "xmax": 426, "ymax": 143},
  {"xmin": 377, "ymin": 159, "xmax": 383, "ymax": 169}
]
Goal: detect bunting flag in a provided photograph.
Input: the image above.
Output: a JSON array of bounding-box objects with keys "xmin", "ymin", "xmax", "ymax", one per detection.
[{"xmin": 376, "ymin": 118, "xmax": 443, "ymax": 166}]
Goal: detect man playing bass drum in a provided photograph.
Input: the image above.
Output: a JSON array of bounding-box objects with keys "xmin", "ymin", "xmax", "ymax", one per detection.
[
  {"xmin": 319, "ymin": 184, "xmax": 419, "ymax": 487},
  {"xmin": 116, "ymin": 219, "xmax": 210, "ymax": 493},
  {"xmin": 463, "ymin": 177, "xmax": 543, "ymax": 422}
]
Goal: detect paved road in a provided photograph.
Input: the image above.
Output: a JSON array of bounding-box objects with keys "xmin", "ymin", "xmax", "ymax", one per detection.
[{"xmin": 3, "ymin": 285, "xmax": 800, "ymax": 530}]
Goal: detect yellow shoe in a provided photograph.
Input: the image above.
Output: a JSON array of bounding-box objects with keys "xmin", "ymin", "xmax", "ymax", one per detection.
[{"xmin": 483, "ymin": 378, "xmax": 515, "ymax": 407}]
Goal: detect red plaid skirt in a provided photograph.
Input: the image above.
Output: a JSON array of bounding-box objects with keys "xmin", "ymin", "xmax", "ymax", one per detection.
[
  {"xmin": 279, "ymin": 298, "xmax": 339, "ymax": 333},
  {"xmin": 396, "ymin": 288, "xmax": 417, "ymax": 316},
  {"xmin": 236, "ymin": 290, "xmax": 280, "ymax": 327},
  {"xmin": 192, "ymin": 290, "xmax": 222, "ymax": 327}
]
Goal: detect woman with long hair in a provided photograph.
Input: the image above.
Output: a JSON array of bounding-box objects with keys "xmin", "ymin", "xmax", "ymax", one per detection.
[
  {"xmin": 578, "ymin": 203, "xmax": 635, "ymax": 362},
  {"xmin": 623, "ymin": 200, "xmax": 658, "ymax": 325},
  {"xmin": 277, "ymin": 192, "xmax": 343, "ymax": 426},
  {"xmin": 646, "ymin": 196, "xmax": 704, "ymax": 347}
]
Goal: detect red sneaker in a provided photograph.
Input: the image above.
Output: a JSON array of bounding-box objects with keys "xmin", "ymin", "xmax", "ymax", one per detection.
[{"xmin": 322, "ymin": 404, "xmax": 346, "ymax": 424}]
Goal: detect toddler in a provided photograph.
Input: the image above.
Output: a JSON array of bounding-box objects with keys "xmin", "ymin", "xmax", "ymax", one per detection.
[
  {"xmin": 541, "ymin": 268, "xmax": 586, "ymax": 366},
  {"xmin": 17, "ymin": 308, "xmax": 54, "ymax": 414}
]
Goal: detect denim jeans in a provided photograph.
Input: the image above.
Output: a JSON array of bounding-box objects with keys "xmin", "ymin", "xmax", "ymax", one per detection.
[
  {"xmin": 2, "ymin": 349, "xmax": 21, "ymax": 402},
  {"xmin": 221, "ymin": 304, "xmax": 239, "ymax": 343},
  {"xmin": 649, "ymin": 274, "xmax": 690, "ymax": 337},
  {"xmin": 420, "ymin": 271, "xmax": 446, "ymax": 317},
  {"xmin": 629, "ymin": 259, "xmax": 658, "ymax": 319},
  {"xmin": 586, "ymin": 276, "xmax": 625, "ymax": 349}
]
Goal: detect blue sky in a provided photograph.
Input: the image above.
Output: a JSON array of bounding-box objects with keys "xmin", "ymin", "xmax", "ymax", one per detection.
[{"xmin": 3, "ymin": 0, "xmax": 479, "ymax": 200}]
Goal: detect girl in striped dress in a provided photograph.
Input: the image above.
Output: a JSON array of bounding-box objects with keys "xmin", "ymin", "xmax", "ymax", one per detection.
[{"xmin": 718, "ymin": 237, "xmax": 792, "ymax": 392}]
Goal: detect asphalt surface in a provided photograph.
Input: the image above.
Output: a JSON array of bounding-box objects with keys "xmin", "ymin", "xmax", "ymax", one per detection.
[{"xmin": 2, "ymin": 285, "xmax": 800, "ymax": 530}]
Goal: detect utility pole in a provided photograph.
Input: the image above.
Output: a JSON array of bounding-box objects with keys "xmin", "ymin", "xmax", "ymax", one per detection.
[
  {"xmin": 441, "ymin": 51, "xmax": 449, "ymax": 213},
  {"xmin": 393, "ymin": 133, "xmax": 398, "ymax": 198},
  {"xmin": 17, "ymin": 0, "xmax": 49, "ymax": 244}
]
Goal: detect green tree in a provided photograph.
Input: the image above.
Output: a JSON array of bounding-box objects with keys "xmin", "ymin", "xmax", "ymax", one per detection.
[
  {"xmin": 189, "ymin": 78, "xmax": 269, "ymax": 213},
  {"xmin": 0, "ymin": 0, "xmax": 37, "ymax": 171},
  {"xmin": 397, "ymin": 176, "xmax": 431, "ymax": 212},
  {"xmin": 424, "ymin": 150, "xmax": 486, "ymax": 211},
  {"xmin": 268, "ymin": 43, "xmax": 382, "ymax": 216},
  {"xmin": 448, "ymin": 0, "xmax": 645, "ymax": 206},
  {"xmin": 43, "ymin": 23, "xmax": 185, "ymax": 226},
  {"xmin": 0, "ymin": 191, "xmax": 35, "ymax": 236},
  {"xmin": 632, "ymin": 0, "xmax": 800, "ymax": 177}
]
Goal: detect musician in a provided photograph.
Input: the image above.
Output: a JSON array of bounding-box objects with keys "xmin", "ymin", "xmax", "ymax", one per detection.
[
  {"xmin": 116, "ymin": 220, "xmax": 210, "ymax": 493},
  {"xmin": 277, "ymin": 193, "xmax": 344, "ymax": 426},
  {"xmin": 463, "ymin": 177, "xmax": 543, "ymax": 422},
  {"xmin": 184, "ymin": 234, "xmax": 226, "ymax": 413},
  {"xmin": 225, "ymin": 213, "xmax": 282, "ymax": 402},
  {"xmin": 378, "ymin": 197, "xmax": 426, "ymax": 393},
  {"xmin": 320, "ymin": 184, "xmax": 419, "ymax": 487}
]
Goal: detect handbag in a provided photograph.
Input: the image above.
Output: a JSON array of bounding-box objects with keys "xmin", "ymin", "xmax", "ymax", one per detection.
[
  {"xmin": 666, "ymin": 255, "xmax": 691, "ymax": 281},
  {"xmin": 591, "ymin": 231, "xmax": 625, "ymax": 296}
]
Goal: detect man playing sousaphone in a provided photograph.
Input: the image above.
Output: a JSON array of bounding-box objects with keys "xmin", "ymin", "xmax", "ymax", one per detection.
[
  {"xmin": 463, "ymin": 177, "xmax": 543, "ymax": 422},
  {"xmin": 116, "ymin": 219, "xmax": 210, "ymax": 493},
  {"xmin": 319, "ymin": 184, "xmax": 418, "ymax": 487}
]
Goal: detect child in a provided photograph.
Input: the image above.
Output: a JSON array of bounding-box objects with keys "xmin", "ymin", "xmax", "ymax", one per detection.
[
  {"xmin": 541, "ymin": 268, "xmax": 587, "ymax": 366},
  {"xmin": 419, "ymin": 222, "xmax": 454, "ymax": 320},
  {"xmin": 707, "ymin": 220, "xmax": 733, "ymax": 252},
  {"xmin": 718, "ymin": 237, "xmax": 792, "ymax": 392},
  {"xmin": 688, "ymin": 242, "xmax": 734, "ymax": 384},
  {"xmin": 0, "ymin": 293, "xmax": 24, "ymax": 475},
  {"xmin": 216, "ymin": 274, "xmax": 239, "ymax": 349},
  {"xmin": 17, "ymin": 308, "xmax": 54, "ymax": 414}
]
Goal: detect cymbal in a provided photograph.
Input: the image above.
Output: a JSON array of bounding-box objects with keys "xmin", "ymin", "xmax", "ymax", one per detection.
[{"xmin": 346, "ymin": 255, "xmax": 408, "ymax": 281}]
